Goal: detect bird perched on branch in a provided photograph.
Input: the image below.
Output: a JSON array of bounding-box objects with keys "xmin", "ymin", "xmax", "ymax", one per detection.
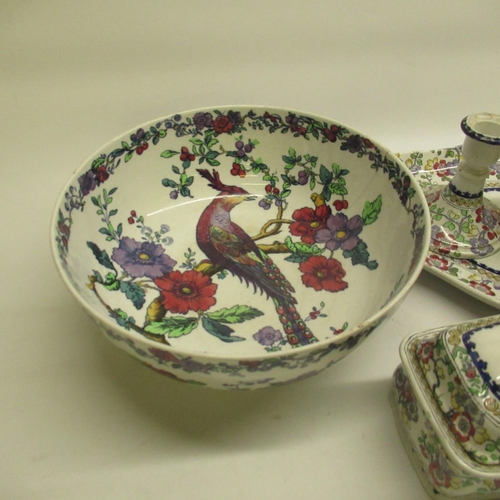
[{"xmin": 196, "ymin": 169, "xmax": 317, "ymax": 347}]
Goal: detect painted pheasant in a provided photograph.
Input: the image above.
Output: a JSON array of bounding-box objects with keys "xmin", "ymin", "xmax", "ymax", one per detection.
[{"xmin": 196, "ymin": 169, "xmax": 317, "ymax": 347}]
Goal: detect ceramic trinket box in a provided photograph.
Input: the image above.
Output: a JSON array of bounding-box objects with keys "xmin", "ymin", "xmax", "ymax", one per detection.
[{"xmin": 391, "ymin": 315, "xmax": 500, "ymax": 499}]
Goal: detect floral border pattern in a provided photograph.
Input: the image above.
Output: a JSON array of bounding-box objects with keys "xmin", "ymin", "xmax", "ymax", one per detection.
[{"xmin": 101, "ymin": 315, "xmax": 382, "ymax": 389}]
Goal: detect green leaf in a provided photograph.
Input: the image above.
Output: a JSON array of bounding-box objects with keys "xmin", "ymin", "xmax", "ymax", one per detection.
[
  {"xmin": 362, "ymin": 195, "xmax": 383, "ymax": 225},
  {"xmin": 443, "ymin": 220, "xmax": 456, "ymax": 231},
  {"xmin": 342, "ymin": 240, "xmax": 372, "ymax": 267},
  {"xmin": 206, "ymin": 158, "xmax": 221, "ymax": 166},
  {"xmin": 162, "ymin": 178, "xmax": 178, "ymax": 188},
  {"xmin": 284, "ymin": 254, "xmax": 309, "ymax": 263},
  {"xmin": 207, "ymin": 305, "xmax": 264, "ymax": 324},
  {"xmin": 329, "ymin": 183, "xmax": 348, "ymax": 196},
  {"xmin": 201, "ymin": 316, "xmax": 245, "ymax": 342},
  {"xmin": 486, "ymin": 442, "xmax": 496, "ymax": 452},
  {"xmin": 91, "ymin": 157, "xmax": 106, "ymax": 170},
  {"xmin": 119, "ymin": 281, "xmax": 146, "ymax": 310},
  {"xmin": 322, "ymin": 185, "xmax": 332, "ymax": 202},
  {"xmin": 161, "ymin": 150, "xmax": 179, "ymax": 158},
  {"xmin": 205, "ymin": 150, "xmax": 219, "ymax": 160},
  {"xmin": 87, "ymin": 241, "xmax": 114, "ymax": 270},
  {"xmin": 104, "ymin": 272, "xmax": 120, "ymax": 291},
  {"xmin": 180, "ymin": 186, "xmax": 193, "ymax": 198},
  {"xmin": 288, "ymin": 147, "xmax": 296, "ymax": 158},
  {"xmin": 189, "ymin": 138, "xmax": 204, "ymax": 146},
  {"xmin": 93, "ymin": 270, "xmax": 104, "ymax": 284},
  {"xmin": 319, "ymin": 165, "xmax": 333, "ymax": 185},
  {"xmin": 284, "ymin": 236, "xmax": 323, "ymax": 257},
  {"xmin": 172, "ymin": 165, "xmax": 181, "ymax": 174},
  {"xmin": 309, "ymin": 177, "xmax": 316, "ymax": 190},
  {"xmin": 145, "ymin": 316, "xmax": 198, "ymax": 338},
  {"xmin": 281, "ymin": 189, "xmax": 291, "ymax": 198}
]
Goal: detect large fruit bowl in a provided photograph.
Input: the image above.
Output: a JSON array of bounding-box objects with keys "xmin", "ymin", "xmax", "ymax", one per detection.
[{"xmin": 51, "ymin": 106, "xmax": 430, "ymax": 389}]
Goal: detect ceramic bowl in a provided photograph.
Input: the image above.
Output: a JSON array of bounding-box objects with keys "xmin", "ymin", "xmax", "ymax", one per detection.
[
  {"xmin": 51, "ymin": 106, "xmax": 429, "ymax": 389},
  {"xmin": 391, "ymin": 315, "xmax": 500, "ymax": 499}
]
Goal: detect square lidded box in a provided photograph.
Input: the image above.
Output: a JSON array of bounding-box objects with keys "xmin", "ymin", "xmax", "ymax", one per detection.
[{"xmin": 391, "ymin": 315, "xmax": 500, "ymax": 499}]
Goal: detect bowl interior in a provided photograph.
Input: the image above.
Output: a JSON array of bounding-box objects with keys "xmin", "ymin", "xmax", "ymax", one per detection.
[{"xmin": 53, "ymin": 107, "xmax": 428, "ymax": 357}]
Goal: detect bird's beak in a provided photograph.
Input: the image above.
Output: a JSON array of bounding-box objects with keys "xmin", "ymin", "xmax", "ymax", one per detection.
[{"xmin": 245, "ymin": 194, "xmax": 258, "ymax": 201}]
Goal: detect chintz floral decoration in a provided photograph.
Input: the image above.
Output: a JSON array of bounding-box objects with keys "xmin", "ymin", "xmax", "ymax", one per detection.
[
  {"xmin": 392, "ymin": 316, "xmax": 500, "ymax": 498},
  {"xmin": 398, "ymin": 146, "xmax": 500, "ymax": 308}
]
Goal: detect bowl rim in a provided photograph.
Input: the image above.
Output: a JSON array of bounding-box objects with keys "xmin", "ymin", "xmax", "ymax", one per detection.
[{"xmin": 50, "ymin": 104, "xmax": 431, "ymax": 361}]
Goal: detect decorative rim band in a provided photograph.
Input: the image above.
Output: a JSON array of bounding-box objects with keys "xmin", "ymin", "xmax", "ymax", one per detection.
[{"xmin": 461, "ymin": 114, "xmax": 500, "ymax": 146}]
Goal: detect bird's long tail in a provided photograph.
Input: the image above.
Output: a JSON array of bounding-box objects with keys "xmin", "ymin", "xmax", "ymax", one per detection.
[{"xmin": 274, "ymin": 297, "xmax": 317, "ymax": 347}]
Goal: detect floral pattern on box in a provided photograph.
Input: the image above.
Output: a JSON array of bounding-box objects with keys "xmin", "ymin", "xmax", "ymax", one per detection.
[
  {"xmin": 391, "ymin": 316, "xmax": 500, "ymax": 499},
  {"xmin": 392, "ymin": 367, "xmax": 500, "ymax": 497}
]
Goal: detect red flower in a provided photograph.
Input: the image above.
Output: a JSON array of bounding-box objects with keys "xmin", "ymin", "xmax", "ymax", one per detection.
[
  {"xmin": 155, "ymin": 270, "xmax": 217, "ymax": 314},
  {"xmin": 470, "ymin": 280, "xmax": 495, "ymax": 296},
  {"xmin": 417, "ymin": 341, "xmax": 434, "ymax": 364},
  {"xmin": 426, "ymin": 254, "xmax": 450, "ymax": 271},
  {"xmin": 450, "ymin": 411, "xmax": 475, "ymax": 442},
  {"xmin": 429, "ymin": 461, "xmax": 451, "ymax": 488},
  {"xmin": 289, "ymin": 205, "xmax": 332, "ymax": 244},
  {"xmin": 94, "ymin": 165, "xmax": 109, "ymax": 183},
  {"xmin": 299, "ymin": 255, "xmax": 348, "ymax": 293},
  {"xmin": 213, "ymin": 115, "xmax": 233, "ymax": 134},
  {"xmin": 149, "ymin": 348, "xmax": 179, "ymax": 364}
]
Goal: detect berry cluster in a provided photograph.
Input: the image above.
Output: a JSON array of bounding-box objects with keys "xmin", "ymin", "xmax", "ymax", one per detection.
[
  {"xmin": 180, "ymin": 147, "xmax": 195, "ymax": 162},
  {"xmin": 230, "ymin": 162, "xmax": 246, "ymax": 178},
  {"xmin": 235, "ymin": 140, "xmax": 253, "ymax": 157},
  {"xmin": 136, "ymin": 142, "xmax": 149, "ymax": 155},
  {"xmin": 128, "ymin": 210, "xmax": 137, "ymax": 224},
  {"xmin": 333, "ymin": 199, "xmax": 349, "ymax": 211}
]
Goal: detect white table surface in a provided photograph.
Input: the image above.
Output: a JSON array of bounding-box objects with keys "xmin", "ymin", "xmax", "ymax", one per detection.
[{"xmin": 2, "ymin": 2, "xmax": 500, "ymax": 499}]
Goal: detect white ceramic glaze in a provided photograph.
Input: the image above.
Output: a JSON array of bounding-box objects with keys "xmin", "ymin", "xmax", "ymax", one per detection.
[
  {"xmin": 398, "ymin": 147, "xmax": 500, "ymax": 309},
  {"xmin": 392, "ymin": 315, "xmax": 500, "ymax": 499},
  {"xmin": 51, "ymin": 106, "xmax": 429, "ymax": 389}
]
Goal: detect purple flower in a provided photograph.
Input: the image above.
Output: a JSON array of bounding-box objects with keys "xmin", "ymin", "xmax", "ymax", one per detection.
[
  {"xmin": 78, "ymin": 170, "xmax": 97, "ymax": 196},
  {"xmin": 481, "ymin": 208, "xmax": 497, "ymax": 229},
  {"xmin": 253, "ymin": 326, "xmax": 283, "ymax": 346},
  {"xmin": 112, "ymin": 237, "xmax": 177, "ymax": 278},
  {"xmin": 227, "ymin": 110, "xmax": 242, "ymax": 126},
  {"xmin": 344, "ymin": 134, "xmax": 364, "ymax": 154},
  {"xmin": 178, "ymin": 358, "xmax": 209, "ymax": 373},
  {"xmin": 470, "ymin": 237, "xmax": 494, "ymax": 257},
  {"xmin": 193, "ymin": 112, "xmax": 213, "ymax": 130},
  {"xmin": 315, "ymin": 213, "xmax": 363, "ymax": 251}
]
